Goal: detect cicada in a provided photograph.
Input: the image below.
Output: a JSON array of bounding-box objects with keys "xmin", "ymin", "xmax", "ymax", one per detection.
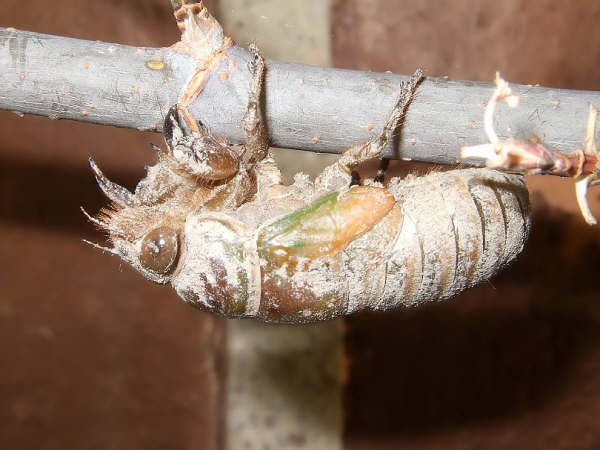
[{"xmin": 84, "ymin": 46, "xmax": 530, "ymax": 323}]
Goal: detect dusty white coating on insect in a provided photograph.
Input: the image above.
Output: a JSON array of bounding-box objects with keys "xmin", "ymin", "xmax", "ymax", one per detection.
[
  {"xmin": 171, "ymin": 213, "xmax": 261, "ymax": 315},
  {"xmin": 283, "ymin": 260, "xmax": 342, "ymax": 297},
  {"xmin": 89, "ymin": 139, "xmax": 531, "ymax": 323},
  {"xmin": 381, "ymin": 168, "xmax": 530, "ymax": 308},
  {"xmin": 173, "ymin": 165, "xmax": 529, "ymax": 321},
  {"xmin": 343, "ymin": 203, "xmax": 402, "ymax": 313}
]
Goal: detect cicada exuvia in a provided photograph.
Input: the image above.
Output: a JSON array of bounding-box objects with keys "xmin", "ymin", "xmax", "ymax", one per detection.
[{"xmin": 84, "ymin": 46, "xmax": 530, "ymax": 323}]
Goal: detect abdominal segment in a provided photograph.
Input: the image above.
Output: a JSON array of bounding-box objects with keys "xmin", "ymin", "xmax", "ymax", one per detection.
[{"xmin": 379, "ymin": 168, "xmax": 530, "ymax": 310}]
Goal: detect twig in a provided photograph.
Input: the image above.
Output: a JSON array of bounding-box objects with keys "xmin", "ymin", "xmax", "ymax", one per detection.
[
  {"xmin": 462, "ymin": 74, "xmax": 599, "ymax": 224},
  {"xmin": 1, "ymin": 25, "xmax": 599, "ymax": 166}
]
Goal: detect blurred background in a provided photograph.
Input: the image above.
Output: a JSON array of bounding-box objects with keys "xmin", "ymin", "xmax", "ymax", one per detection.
[{"xmin": 1, "ymin": 1, "xmax": 599, "ymax": 449}]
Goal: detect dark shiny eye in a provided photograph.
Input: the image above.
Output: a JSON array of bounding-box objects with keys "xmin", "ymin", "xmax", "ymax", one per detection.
[{"xmin": 139, "ymin": 226, "xmax": 179, "ymax": 274}]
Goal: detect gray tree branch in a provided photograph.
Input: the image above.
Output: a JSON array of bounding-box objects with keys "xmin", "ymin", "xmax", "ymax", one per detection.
[{"xmin": 1, "ymin": 27, "xmax": 599, "ymax": 166}]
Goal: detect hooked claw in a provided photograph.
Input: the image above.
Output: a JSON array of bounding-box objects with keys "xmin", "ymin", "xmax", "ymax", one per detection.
[
  {"xmin": 163, "ymin": 104, "xmax": 212, "ymax": 150},
  {"xmin": 163, "ymin": 105, "xmax": 188, "ymax": 151},
  {"xmin": 162, "ymin": 104, "xmax": 240, "ymax": 180},
  {"xmin": 88, "ymin": 156, "xmax": 136, "ymax": 208}
]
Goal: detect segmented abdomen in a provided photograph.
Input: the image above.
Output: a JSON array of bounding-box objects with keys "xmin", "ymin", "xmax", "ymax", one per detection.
[{"xmin": 379, "ymin": 168, "xmax": 530, "ymax": 309}]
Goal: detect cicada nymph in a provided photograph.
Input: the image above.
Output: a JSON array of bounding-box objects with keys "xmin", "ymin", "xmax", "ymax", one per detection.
[{"xmin": 84, "ymin": 46, "xmax": 530, "ymax": 323}]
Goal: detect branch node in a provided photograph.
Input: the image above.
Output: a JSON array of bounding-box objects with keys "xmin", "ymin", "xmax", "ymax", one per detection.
[{"xmin": 462, "ymin": 75, "xmax": 600, "ymax": 225}]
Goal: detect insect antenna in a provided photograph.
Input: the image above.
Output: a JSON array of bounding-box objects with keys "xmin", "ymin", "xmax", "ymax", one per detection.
[
  {"xmin": 82, "ymin": 239, "xmax": 121, "ymax": 256},
  {"xmin": 80, "ymin": 207, "xmax": 128, "ymax": 239}
]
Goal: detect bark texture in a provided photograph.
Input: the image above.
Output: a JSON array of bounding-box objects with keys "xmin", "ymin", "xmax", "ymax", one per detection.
[{"xmin": 1, "ymin": 27, "xmax": 599, "ymax": 166}]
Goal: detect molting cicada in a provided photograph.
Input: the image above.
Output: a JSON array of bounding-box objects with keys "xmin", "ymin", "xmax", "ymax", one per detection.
[{"xmin": 84, "ymin": 46, "xmax": 530, "ymax": 323}]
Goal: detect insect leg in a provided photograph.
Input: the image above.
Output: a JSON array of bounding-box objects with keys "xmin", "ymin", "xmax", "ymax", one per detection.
[
  {"xmin": 341, "ymin": 69, "xmax": 422, "ymax": 169},
  {"xmin": 315, "ymin": 69, "xmax": 422, "ymax": 193},
  {"xmin": 241, "ymin": 44, "xmax": 270, "ymax": 164},
  {"xmin": 164, "ymin": 104, "xmax": 193, "ymax": 150},
  {"xmin": 163, "ymin": 105, "xmax": 240, "ymax": 181}
]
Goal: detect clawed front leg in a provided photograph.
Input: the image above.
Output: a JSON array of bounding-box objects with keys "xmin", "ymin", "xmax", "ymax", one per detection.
[
  {"xmin": 163, "ymin": 105, "xmax": 240, "ymax": 181},
  {"xmin": 242, "ymin": 44, "xmax": 270, "ymax": 164},
  {"xmin": 315, "ymin": 69, "xmax": 423, "ymax": 193},
  {"xmin": 161, "ymin": 43, "xmax": 276, "ymax": 211}
]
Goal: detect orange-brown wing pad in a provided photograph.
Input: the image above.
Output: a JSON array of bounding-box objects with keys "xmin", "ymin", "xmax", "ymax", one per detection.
[{"xmin": 257, "ymin": 185, "xmax": 395, "ymax": 264}]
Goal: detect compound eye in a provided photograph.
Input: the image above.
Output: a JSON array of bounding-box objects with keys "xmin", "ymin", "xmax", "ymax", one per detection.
[{"xmin": 139, "ymin": 226, "xmax": 179, "ymax": 274}]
